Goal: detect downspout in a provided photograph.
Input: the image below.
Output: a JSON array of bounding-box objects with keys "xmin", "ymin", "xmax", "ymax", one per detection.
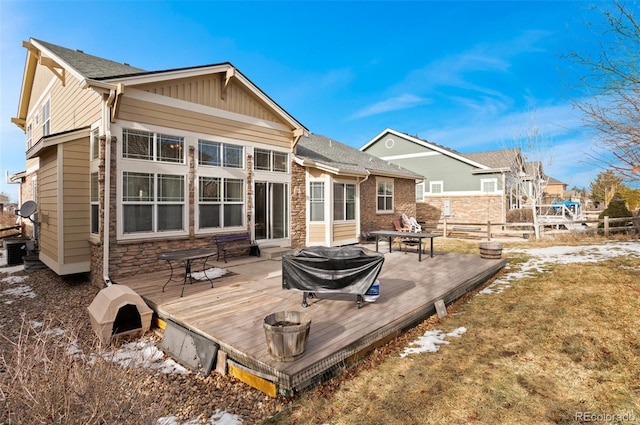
[{"xmin": 102, "ymin": 89, "xmax": 116, "ymax": 287}]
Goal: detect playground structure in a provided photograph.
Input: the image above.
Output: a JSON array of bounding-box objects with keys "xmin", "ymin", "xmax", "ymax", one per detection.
[{"xmin": 537, "ymin": 200, "xmax": 585, "ymax": 230}]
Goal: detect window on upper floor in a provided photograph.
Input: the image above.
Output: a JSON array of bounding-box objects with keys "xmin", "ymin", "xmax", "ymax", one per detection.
[
  {"xmin": 123, "ymin": 129, "xmax": 184, "ymax": 163},
  {"xmin": 309, "ymin": 182, "xmax": 325, "ymax": 222},
  {"xmin": 198, "ymin": 140, "xmax": 244, "ymax": 168},
  {"xmin": 91, "ymin": 128, "xmax": 100, "ymax": 160},
  {"xmin": 430, "ymin": 181, "xmax": 443, "ymax": 194},
  {"xmin": 198, "ymin": 176, "xmax": 244, "ymax": 229},
  {"xmin": 122, "ymin": 171, "xmax": 185, "ymax": 233},
  {"xmin": 41, "ymin": 100, "xmax": 50, "ymax": 136},
  {"xmin": 377, "ymin": 179, "xmax": 394, "ymax": 212},
  {"xmin": 333, "ymin": 182, "xmax": 356, "ymax": 221},
  {"xmin": 26, "ymin": 123, "xmax": 32, "ymax": 150},
  {"xmin": 254, "ymin": 148, "xmax": 288, "ymax": 173}
]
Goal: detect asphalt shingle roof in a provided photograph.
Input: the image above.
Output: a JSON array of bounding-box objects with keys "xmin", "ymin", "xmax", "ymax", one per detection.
[
  {"xmin": 462, "ymin": 148, "xmax": 522, "ymax": 169},
  {"xmin": 296, "ymin": 133, "xmax": 421, "ymax": 179},
  {"xmin": 34, "ymin": 38, "xmax": 147, "ymax": 79}
]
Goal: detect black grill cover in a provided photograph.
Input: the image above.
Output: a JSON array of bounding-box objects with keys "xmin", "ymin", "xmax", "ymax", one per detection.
[{"xmin": 282, "ymin": 246, "xmax": 384, "ymax": 295}]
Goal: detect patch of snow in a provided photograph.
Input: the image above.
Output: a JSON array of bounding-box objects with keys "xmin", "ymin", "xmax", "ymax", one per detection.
[
  {"xmin": 1, "ymin": 274, "xmax": 28, "ymax": 284},
  {"xmin": 100, "ymin": 339, "xmax": 188, "ymax": 375},
  {"xmin": 478, "ymin": 241, "xmax": 640, "ymax": 295},
  {"xmin": 1, "ymin": 284, "xmax": 36, "ymax": 299},
  {"xmin": 191, "ymin": 267, "xmax": 227, "ymax": 281},
  {"xmin": 400, "ymin": 327, "xmax": 467, "ymax": 358},
  {"xmin": 157, "ymin": 410, "xmax": 243, "ymax": 425}
]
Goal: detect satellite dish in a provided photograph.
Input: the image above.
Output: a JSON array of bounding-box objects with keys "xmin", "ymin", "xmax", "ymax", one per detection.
[{"xmin": 18, "ymin": 200, "xmax": 37, "ymax": 218}]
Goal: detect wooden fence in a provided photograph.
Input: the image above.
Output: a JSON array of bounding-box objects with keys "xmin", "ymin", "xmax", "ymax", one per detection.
[{"xmin": 422, "ymin": 216, "xmax": 640, "ymax": 240}]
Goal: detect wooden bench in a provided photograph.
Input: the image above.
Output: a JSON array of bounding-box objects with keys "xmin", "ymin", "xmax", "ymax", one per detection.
[{"xmin": 214, "ymin": 232, "xmax": 257, "ymax": 263}]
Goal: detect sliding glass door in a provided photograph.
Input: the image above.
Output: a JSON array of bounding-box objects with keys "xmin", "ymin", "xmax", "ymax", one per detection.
[{"xmin": 254, "ymin": 182, "xmax": 288, "ymax": 241}]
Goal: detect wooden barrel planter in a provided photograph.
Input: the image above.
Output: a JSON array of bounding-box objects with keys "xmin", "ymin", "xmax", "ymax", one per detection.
[
  {"xmin": 479, "ymin": 242, "xmax": 503, "ymax": 259},
  {"xmin": 263, "ymin": 311, "xmax": 311, "ymax": 361}
]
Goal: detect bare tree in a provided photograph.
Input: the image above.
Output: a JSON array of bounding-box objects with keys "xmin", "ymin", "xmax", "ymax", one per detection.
[{"xmin": 567, "ymin": 1, "xmax": 640, "ymax": 185}]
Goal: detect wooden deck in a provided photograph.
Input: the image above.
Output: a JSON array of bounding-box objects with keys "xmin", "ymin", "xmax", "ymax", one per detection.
[{"xmin": 116, "ymin": 244, "xmax": 506, "ymax": 396}]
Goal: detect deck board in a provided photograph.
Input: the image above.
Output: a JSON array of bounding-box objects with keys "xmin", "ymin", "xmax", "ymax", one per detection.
[{"xmin": 117, "ymin": 246, "xmax": 506, "ymax": 395}]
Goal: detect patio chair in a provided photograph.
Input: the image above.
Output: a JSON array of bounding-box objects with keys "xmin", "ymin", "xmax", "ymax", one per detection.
[
  {"xmin": 402, "ymin": 214, "xmax": 421, "ymax": 233},
  {"xmin": 393, "ymin": 219, "xmax": 411, "ymax": 232}
]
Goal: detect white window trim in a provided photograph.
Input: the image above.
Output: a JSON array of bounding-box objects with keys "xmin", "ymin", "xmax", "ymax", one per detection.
[
  {"xmin": 416, "ymin": 181, "xmax": 425, "ymax": 202},
  {"xmin": 332, "ymin": 181, "xmax": 357, "ymax": 222},
  {"xmin": 195, "ymin": 175, "xmax": 247, "ymax": 232},
  {"xmin": 430, "ymin": 180, "xmax": 443, "ymax": 194},
  {"xmin": 481, "ymin": 178, "xmax": 499, "ymax": 194},
  {"xmin": 376, "ymin": 178, "xmax": 394, "ymax": 214}
]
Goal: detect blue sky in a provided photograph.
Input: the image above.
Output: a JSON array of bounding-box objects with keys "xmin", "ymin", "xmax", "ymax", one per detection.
[{"xmin": 0, "ymin": 1, "xmax": 616, "ymax": 202}]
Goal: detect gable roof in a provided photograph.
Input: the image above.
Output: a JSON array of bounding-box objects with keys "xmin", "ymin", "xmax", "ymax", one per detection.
[
  {"xmin": 295, "ymin": 133, "xmax": 421, "ymax": 180},
  {"xmin": 462, "ymin": 148, "xmax": 522, "ymax": 172},
  {"xmin": 12, "ymin": 38, "xmax": 306, "ymax": 135},
  {"xmin": 363, "ymin": 128, "xmax": 525, "ymax": 174}
]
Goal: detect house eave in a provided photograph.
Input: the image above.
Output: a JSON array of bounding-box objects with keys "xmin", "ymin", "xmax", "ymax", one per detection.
[{"xmin": 26, "ymin": 127, "xmax": 91, "ymax": 159}]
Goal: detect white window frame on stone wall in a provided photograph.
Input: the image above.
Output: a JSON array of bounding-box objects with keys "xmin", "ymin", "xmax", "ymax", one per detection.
[
  {"xmin": 430, "ymin": 181, "xmax": 443, "ymax": 194},
  {"xmin": 481, "ymin": 178, "xmax": 498, "ymax": 194},
  {"xmin": 376, "ymin": 178, "xmax": 394, "ymax": 213}
]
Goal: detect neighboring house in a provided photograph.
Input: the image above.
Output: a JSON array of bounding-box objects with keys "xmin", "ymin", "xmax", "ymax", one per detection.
[
  {"xmin": 544, "ymin": 176, "xmax": 567, "ymax": 203},
  {"xmin": 361, "ymin": 129, "xmax": 532, "ymax": 223},
  {"xmin": 10, "ymin": 39, "xmax": 419, "ymax": 286},
  {"xmin": 292, "ymin": 134, "xmax": 422, "ymax": 246},
  {"xmin": 11, "ymin": 38, "xmax": 310, "ymax": 285}
]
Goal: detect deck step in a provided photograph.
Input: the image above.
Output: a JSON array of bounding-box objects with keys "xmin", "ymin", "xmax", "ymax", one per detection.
[{"xmin": 260, "ymin": 246, "xmax": 293, "ymax": 260}]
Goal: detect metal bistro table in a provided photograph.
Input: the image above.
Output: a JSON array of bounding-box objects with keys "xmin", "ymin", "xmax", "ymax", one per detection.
[
  {"xmin": 370, "ymin": 230, "xmax": 440, "ymax": 262},
  {"xmin": 157, "ymin": 248, "xmax": 218, "ymax": 297}
]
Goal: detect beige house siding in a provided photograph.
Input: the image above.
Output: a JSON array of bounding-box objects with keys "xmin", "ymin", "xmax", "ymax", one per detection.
[
  {"xmin": 135, "ymin": 75, "xmax": 283, "ymax": 124},
  {"xmin": 35, "ymin": 148, "xmax": 59, "ymax": 265},
  {"xmin": 308, "ymin": 223, "xmax": 326, "ymax": 244},
  {"xmin": 117, "ymin": 95, "xmax": 292, "ymax": 148},
  {"xmin": 61, "ymin": 138, "xmax": 91, "ymax": 268},
  {"xmin": 332, "ymin": 222, "xmax": 356, "ymax": 243},
  {"xmin": 28, "ymin": 71, "xmax": 101, "ymax": 143}
]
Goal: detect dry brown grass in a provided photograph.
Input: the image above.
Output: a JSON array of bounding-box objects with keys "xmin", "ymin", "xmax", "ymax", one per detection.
[
  {"xmin": 0, "ymin": 318, "xmax": 167, "ymax": 424},
  {"xmin": 267, "ymin": 236, "xmax": 640, "ymax": 425}
]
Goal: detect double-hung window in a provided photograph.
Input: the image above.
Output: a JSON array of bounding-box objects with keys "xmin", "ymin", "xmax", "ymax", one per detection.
[
  {"xmin": 254, "ymin": 148, "xmax": 288, "ymax": 172},
  {"xmin": 122, "ymin": 172, "xmax": 185, "ymax": 233},
  {"xmin": 41, "ymin": 100, "xmax": 50, "ymax": 136},
  {"xmin": 309, "ymin": 182, "xmax": 325, "ymax": 221},
  {"xmin": 333, "ymin": 183, "xmax": 356, "ymax": 221},
  {"xmin": 377, "ymin": 179, "xmax": 394, "ymax": 212},
  {"xmin": 90, "ymin": 128, "xmax": 100, "ymax": 160},
  {"xmin": 198, "ymin": 176, "xmax": 244, "ymax": 229},
  {"xmin": 26, "ymin": 124, "xmax": 32, "ymax": 150},
  {"xmin": 416, "ymin": 181, "xmax": 425, "ymax": 202},
  {"xmin": 481, "ymin": 178, "xmax": 497, "ymax": 193},
  {"xmin": 430, "ymin": 181, "xmax": 443, "ymax": 194}
]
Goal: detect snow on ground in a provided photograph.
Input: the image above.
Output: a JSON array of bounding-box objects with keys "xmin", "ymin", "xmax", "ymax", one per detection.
[{"xmin": 400, "ymin": 240, "xmax": 640, "ymax": 357}]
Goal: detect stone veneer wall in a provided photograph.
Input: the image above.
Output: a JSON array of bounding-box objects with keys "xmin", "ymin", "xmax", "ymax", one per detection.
[
  {"xmin": 359, "ymin": 177, "xmax": 417, "ymax": 236},
  {"xmin": 290, "ymin": 162, "xmax": 306, "ymax": 249}
]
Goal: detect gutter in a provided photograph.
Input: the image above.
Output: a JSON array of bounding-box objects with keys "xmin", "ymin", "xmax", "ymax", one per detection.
[{"xmin": 102, "ymin": 89, "xmax": 116, "ymax": 287}]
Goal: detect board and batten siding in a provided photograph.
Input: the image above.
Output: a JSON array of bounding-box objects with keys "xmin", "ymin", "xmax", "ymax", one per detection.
[
  {"xmin": 135, "ymin": 75, "xmax": 283, "ymax": 125},
  {"xmin": 61, "ymin": 138, "xmax": 91, "ymax": 269},
  {"xmin": 35, "ymin": 148, "xmax": 59, "ymax": 265},
  {"xmin": 117, "ymin": 96, "xmax": 292, "ymax": 149}
]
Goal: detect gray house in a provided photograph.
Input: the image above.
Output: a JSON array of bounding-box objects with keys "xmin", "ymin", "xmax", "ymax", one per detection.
[{"xmin": 361, "ymin": 128, "xmax": 529, "ymax": 223}]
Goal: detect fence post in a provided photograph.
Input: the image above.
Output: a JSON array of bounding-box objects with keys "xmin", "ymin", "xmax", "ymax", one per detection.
[
  {"xmin": 487, "ymin": 220, "xmax": 491, "ymax": 241},
  {"xmin": 443, "ymin": 217, "xmax": 448, "ymax": 239},
  {"xmin": 604, "ymin": 216, "xmax": 609, "ymax": 236}
]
